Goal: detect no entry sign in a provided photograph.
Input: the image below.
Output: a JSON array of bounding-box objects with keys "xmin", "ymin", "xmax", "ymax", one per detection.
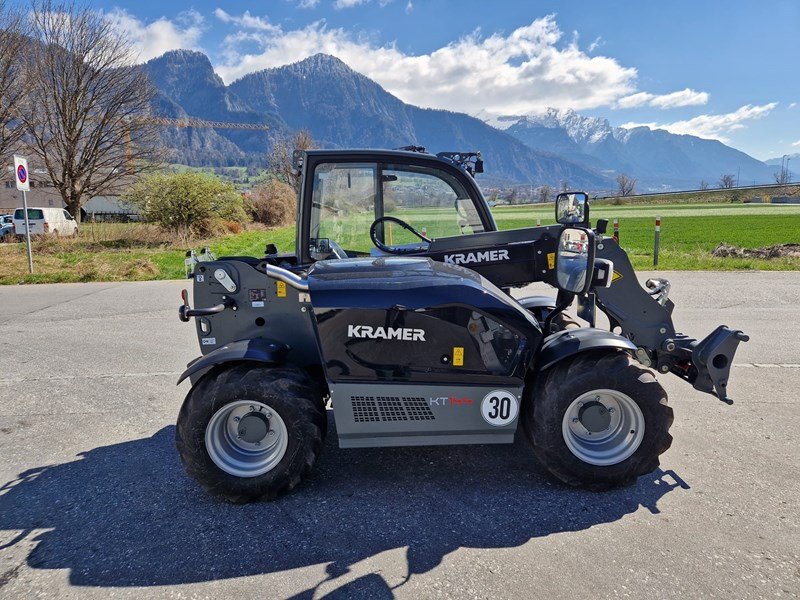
[{"xmin": 14, "ymin": 155, "xmax": 30, "ymax": 192}]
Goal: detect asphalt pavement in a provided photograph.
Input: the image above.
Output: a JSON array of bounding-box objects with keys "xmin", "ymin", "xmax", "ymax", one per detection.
[{"xmin": 0, "ymin": 272, "xmax": 798, "ymax": 599}]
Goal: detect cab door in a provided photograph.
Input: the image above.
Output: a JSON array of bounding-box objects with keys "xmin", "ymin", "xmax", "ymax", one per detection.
[{"xmin": 302, "ymin": 154, "xmax": 493, "ymax": 262}]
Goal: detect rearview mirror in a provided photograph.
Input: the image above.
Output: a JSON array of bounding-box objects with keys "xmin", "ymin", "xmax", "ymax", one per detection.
[
  {"xmin": 556, "ymin": 227, "xmax": 595, "ymax": 294},
  {"xmin": 555, "ymin": 192, "xmax": 589, "ymax": 226}
]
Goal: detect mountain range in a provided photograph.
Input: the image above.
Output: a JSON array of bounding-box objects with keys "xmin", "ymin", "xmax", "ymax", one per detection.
[{"xmin": 142, "ymin": 50, "xmax": 778, "ymax": 191}]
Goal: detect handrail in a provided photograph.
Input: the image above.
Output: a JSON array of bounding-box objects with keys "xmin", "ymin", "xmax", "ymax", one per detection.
[{"xmin": 265, "ymin": 264, "xmax": 309, "ymax": 292}]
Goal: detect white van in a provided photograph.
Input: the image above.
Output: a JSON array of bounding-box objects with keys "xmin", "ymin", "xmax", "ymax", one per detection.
[{"xmin": 13, "ymin": 207, "xmax": 79, "ymax": 237}]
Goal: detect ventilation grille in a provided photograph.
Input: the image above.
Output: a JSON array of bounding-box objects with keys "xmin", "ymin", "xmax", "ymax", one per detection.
[{"xmin": 351, "ymin": 396, "xmax": 435, "ymax": 422}]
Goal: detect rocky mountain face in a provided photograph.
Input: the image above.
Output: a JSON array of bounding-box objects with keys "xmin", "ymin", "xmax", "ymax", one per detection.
[
  {"xmin": 143, "ymin": 51, "xmax": 775, "ymax": 190},
  {"xmin": 143, "ymin": 52, "xmax": 606, "ymax": 187},
  {"xmin": 499, "ymin": 108, "xmax": 774, "ymax": 188}
]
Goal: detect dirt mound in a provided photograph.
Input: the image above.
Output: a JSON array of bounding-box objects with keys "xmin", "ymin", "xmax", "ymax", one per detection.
[{"xmin": 712, "ymin": 243, "xmax": 800, "ymax": 259}]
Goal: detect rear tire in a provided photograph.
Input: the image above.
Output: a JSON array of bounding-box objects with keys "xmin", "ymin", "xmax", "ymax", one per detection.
[
  {"xmin": 176, "ymin": 363, "xmax": 325, "ymax": 503},
  {"xmin": 523, "ymin": 350, "xmax": 673, "ymax": 490}
]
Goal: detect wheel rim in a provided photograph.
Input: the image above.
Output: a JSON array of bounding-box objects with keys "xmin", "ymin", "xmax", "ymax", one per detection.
[
  {"xmin": 561, "ymin": 389, "xmax": 645, "ymax": 466},
  {"xmin": 205, "ymin": 400, "xmax": 288, "ymax": 478}
]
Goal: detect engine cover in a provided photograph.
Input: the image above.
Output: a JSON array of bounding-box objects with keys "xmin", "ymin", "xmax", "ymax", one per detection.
[{"xmin": 307, "ymin": 257, "xmax": 541, "ymax": 446}]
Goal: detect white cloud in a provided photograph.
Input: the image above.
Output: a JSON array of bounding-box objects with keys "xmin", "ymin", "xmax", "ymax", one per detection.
[
  {"xmin": 620, "ymin": 103, "xmax": 778, "ymax": 142},
  {"xmin": 213, "ymin": 9, "xmax": 279, "ymax": 32},
  {"xmin": 617, "ymin": 88, "xmax": 709, "ymax": 109},
  {"xmin": 299, "ymin": 0, "xmax": 320, "ymax": 7},
  {"xmin": 792, "ymin": 139, "xmax": 800, "ymax": 147},
  {"xmin": 105, "ymin": 9, "xmax": 205, "ymax": 62},
  {"xmin": 334, "ymin": 0, "xmax": 369, "ymax": 8},
  {"xmin": 587, "ymin": 36, "xmax": 603, "ymax": 52},
  {"xmin": 789, "ymin": 102, "xmax": 797, "ymax": 109},
  {"xmin": 216, "ymin": 15, "xmax": 639, "ymax": 116},
  {"xmin": 405, "ymin": 1, "xmax": 413, "ymax": 13}
]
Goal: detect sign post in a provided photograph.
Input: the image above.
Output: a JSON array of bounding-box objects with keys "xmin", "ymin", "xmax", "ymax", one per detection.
[{"xmin": 14, "ymin": 155, "xmax": 33, "ymax": 273}]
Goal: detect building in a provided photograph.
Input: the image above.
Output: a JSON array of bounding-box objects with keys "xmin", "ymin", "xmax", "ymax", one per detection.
[{"xmin": 1, "ymin": 166, "xmax": 139, "ymax": 220}]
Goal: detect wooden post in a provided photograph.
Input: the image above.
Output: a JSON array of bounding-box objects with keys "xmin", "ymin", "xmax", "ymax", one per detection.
[{"xmin": 613, "ymin": 217, "xmax": 619, "ymax": 242}]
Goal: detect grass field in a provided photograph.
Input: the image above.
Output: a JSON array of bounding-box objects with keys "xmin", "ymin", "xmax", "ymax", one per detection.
[{"xmin": 1, "ymin": 202, "xmax": 799, "ymax": 284}]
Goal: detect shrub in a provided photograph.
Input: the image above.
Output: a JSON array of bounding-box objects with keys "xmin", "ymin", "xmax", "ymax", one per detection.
[
  {"xmin": 124, "ymin": 172, "xmax": 249, "ymax": 241},
  {"xmin": 247, "ymin": 180, "xmax": 297, "ymax": 227}
]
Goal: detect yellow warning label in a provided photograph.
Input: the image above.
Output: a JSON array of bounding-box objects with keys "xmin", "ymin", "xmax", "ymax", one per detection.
[
  {"xmin": 612, "ymin": 271, "xmax": 623, "ymax": 283},
  {"xmin": 276, "ymin": 281, "xmax": 287, "ymax": 297},
  {"xmin": 547, "ymin": 252, "xmax": 555, "ymax": 270},
  {"xmin": 453, "ymin": 347, "xmax": 464, "ymax": 366}
]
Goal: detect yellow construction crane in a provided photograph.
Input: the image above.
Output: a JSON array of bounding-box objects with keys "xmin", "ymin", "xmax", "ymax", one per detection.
[{"xmin": 141, "ymin": 116, "xmax": 271, "ymax": 132}]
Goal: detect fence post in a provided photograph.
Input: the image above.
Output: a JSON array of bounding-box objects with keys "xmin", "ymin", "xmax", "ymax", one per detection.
[
  {"xmin": 613, "ymin": 218, "xmax": 619, "ymax": 242},
  {"xmin": 536, "ymin": 218, "xmax": 541, "ymax": 227},
  {"xmin": 653, "ymin": 216, "xmax": 661, "ymax": 267}
]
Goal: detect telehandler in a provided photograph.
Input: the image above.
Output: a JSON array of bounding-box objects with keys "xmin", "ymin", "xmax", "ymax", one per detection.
[{"xmin": 175, "ymin": 148, "xmax": 747, "ymax": 502}]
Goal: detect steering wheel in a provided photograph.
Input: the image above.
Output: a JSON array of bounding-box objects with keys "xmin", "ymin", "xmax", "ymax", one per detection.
[
  {"xmin": 369, "ymin": 216, "xmax": 432, "ymax": 255},
  {"xmin": 328, "ymin": 239, "xmax": 348, "ymax": 260}
]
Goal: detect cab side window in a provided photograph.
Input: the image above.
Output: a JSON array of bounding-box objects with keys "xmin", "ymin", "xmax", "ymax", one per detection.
[
  {"xmin": 382, "ymin": 165, "xmax": 485, "ymax": 241},
  {"xmin": 308, "ymin": 160, "xmax": 486, "ymax": 257}
]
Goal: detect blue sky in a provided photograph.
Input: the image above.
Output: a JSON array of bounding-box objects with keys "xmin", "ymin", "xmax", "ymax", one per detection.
[{"xmin": 29, "ymin": 0, "xmax": 800, "ymax": 159}]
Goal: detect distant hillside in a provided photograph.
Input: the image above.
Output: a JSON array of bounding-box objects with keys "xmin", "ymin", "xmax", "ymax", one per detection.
[
  {"xmin": 141, "ymin": 51, "xmax": 777, "ymax": 191},
  {"xmin": 498, "ymin": 108, "xmax": 776, "ymax": 189}
]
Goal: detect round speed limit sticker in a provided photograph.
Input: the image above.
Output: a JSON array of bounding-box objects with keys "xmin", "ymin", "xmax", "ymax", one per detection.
[{"xmin": 480, "ymin": 390, "xmax": 519, "ymax": 426}]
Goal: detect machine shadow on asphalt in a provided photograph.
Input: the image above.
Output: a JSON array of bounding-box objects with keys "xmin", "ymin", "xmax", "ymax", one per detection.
[{"xmin": 0, "ymin": 417, "xmax": 690, "ymax": 596}]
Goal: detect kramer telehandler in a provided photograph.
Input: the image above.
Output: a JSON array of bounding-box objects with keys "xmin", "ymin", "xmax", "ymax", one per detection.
[{"xmin": 175, "ymin": 148, "xmax": 747, "ymax": 502}]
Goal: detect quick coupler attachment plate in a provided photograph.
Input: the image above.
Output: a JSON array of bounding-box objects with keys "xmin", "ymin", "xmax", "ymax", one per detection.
[{"xmin": 690, "ymin": 325, "xmax": 749, "ymax": 404}]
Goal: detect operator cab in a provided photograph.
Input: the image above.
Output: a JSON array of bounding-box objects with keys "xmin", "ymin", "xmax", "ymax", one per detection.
[{"xmin": 300, "ymin": 149, "xmax": 494, "ymax": 263}]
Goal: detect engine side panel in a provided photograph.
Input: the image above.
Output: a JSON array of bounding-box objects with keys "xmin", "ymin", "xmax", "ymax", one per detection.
[{"xmin": 331, "ymin": 382, "xmax": 523, "ymax": 447}]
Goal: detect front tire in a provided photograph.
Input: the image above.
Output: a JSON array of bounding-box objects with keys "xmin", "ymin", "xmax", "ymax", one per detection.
[
  {"xmin": 523, "ymin": 350, "xmax": 673, "ymax": 490},
  {"xmin": 176, "ymin": 363, "xmax": 325, "ymax": 502}
]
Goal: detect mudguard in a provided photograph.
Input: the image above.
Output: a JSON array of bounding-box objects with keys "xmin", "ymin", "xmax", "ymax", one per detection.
[
  {"xmin": 536, "ymin": 327, "xmax": 636, "ymax": 372},
  {"xmin": 517, "ymin": 295, "xmax": 557, "ymax": 311},
  {"xmin": 177, "ymin": 338, "xmax": 290, "ymax": 385}
]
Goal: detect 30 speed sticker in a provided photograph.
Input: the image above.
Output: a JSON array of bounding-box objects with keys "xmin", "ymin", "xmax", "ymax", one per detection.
[
  {"xmin": 480, "ymin": 390, "xmax": 519, "ymax": 426},
  {"xmin": 547, "ymin": 252, "xmax": 555, "ymax": 269}
]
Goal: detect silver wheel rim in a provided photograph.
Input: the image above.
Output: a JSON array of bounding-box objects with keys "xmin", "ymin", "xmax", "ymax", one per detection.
[
  {"xmin": 561, "ymin": 389, "xmax": 645, "ymax": 466},
  {"xmin": 205, "ymin": 400, "xmax": 288, "ymax": 478}
]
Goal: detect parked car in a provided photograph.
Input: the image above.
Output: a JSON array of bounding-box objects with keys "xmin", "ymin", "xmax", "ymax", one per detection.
[
  {"xmin": 1, "ymin": 215, "xmax": 14, "ymax": 242},
  {"xmin": 13, "ymin": 207, "xmax": 78, "ymax": 238}
]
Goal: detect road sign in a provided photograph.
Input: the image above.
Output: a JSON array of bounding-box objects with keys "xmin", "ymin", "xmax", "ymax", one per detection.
[
  {"xmin": 13, "ymin": 155, "xmax": 34, "ymax": 273},
  {"xmin": 14, "ymin": 155, "xmax": 30, "ymax": 192}
]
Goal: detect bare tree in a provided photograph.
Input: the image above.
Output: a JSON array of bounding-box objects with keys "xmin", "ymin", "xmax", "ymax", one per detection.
[
  {"xmin": 17, "ymin": 1, "xmax": 159, "ymax": 221},
  {"xmin": 0, "ymin": 1, "xmax": 28, "ymax": 162},
  {"xmin": 537, "ymin": 184, "xmax": 552, "ymax": 204},
  {"xmin": 699, "ymin": 180, "xmax": 709, "ymax": 191},
  {"xmin": 267, "ymin": 129, "xmax": 315, "ymax": 194},
  {"xmin": 616, "ymin": 173, "xmax": 636, "ymax": 196},
  {"xmin": 774, "ymin": 168, "xmax": 791, "ymax": 185},
  {"xmin": 718, "ymin": 174, "xmax": 736, "ymax": 189},
  {"xmin": 560, "ymin": 180, "xmax": 569, "ymax": 192}
]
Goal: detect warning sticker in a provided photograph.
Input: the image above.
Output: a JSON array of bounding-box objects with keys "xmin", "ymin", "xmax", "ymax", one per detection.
[
  {"xmin": 453, "ymin": 347, "xmax": 464, "ymax": 366},
  {"xmin": 612, "ymin": 271, "xmax": 623, "ymax": 283},
  {"xmin": 276, "ymin": 281, "xmax": 287, "ymax": 298},
  {"xmin": 547, "ymin": 252, "xmax": 555, "ymax": 270}
]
